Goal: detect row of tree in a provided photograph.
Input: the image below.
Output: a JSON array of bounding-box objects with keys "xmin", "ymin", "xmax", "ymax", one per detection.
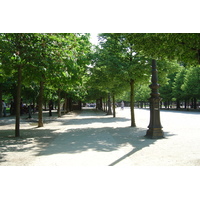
[
  {"xmin": 1, "ymin": 33, "xmax": 200, "ymax": 136},
  {"xmin": 119, "ymin": 65, "xmax": 200, "ymax": 110},
  {"xmin": 86, "ymin": 33, "xmax": 182, "ymax": 126},
  {"xmin": 0, "ymin": 33, "xmax": 91, "ymax": 137}
]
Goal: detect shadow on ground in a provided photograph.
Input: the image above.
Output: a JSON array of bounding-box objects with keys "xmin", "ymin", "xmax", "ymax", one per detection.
[{"xmin": 0, "ymin": 109, "xmax": 173, "ymax": 165}]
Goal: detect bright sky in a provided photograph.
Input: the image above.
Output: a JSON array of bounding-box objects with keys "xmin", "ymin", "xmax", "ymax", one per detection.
[{"xmin": 89, "ymin": 33, "xmax": 99, "ymax": 45}]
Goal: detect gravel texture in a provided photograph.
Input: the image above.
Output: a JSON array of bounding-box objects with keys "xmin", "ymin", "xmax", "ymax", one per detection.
[{"xmin": 1, "ymin": 107, "xmax": 200, "ymax": 166}]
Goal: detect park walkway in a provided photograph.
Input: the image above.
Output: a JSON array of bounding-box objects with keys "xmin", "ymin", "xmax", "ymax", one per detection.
[{"xmin": 1, "ymin": 107, "xmax": 200, "ymax": 166}]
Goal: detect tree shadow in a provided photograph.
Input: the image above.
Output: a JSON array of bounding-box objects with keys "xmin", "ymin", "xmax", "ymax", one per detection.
[
  {"xmin": 55, "ymin": 116, "xmax": 130, "ymax": 126},
  {"xmin": 0, "ymin": 128, "xmax": 59, "ymax": 163},
  {"xmin": 0, "ymin": 108, "xmax": 174, "ymax": 166},
  {"xmin": 33, "ymin": 127, "xmax": 172, "ymax": 166}
]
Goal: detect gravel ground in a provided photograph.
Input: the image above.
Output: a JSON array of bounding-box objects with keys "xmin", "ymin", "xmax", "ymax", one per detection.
[{"xmin": 1, "ymin": 107, "xmax": 200, "ymax": 166}]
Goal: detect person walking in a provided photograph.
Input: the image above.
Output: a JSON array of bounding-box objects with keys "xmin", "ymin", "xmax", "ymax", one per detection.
[
  {"xmin": 2, "ymin": 100, "xmax": 6, "ymax": 117},
  {"xmin": 121, "ymin": 101, "xmax": 124, "ymax": 110}
]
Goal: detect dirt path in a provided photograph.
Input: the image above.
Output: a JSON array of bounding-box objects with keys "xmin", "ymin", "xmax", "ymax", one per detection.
[{"xmin": 1, "ymin": 107, "xmax": 200, "ymax": 166}]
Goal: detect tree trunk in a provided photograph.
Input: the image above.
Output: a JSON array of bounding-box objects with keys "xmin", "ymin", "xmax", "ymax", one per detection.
[
  {"xmin": 0, "ymin": 83, "xmax": 2, "ymax": 118},
  {"xmin": 112, "ymin": 94, "xmax": 116, "ymax": 118},
  {"xmin": 68, "ymin": 98, "xmax": 73, "ymax": 111},
  {"xmin": 44, "ymin": 100, "xmax": 47, "ymax": 110},
  {"xmin": 57, "ymin": 89, "xmax": 61, "ymax": 117},
  {"xmin": 102, "ymin": 98, "xmax": 105, "ymax": 112},
  {"xmin": 184, "ymin": 99, "xmax": 187, "ymax": 109},
  {"xmin": 64, "ymin": 94, "xmax": 67, "ymax": 114},
  {"xmin": 49, "ymin": 100, "xmax": 53, "ymax": 116},
  {"xmin": 167, "ymin": 100, "xmax": 170, "ymax": 109},
  {"xmin": 194, "ymin": 97, "xmax": 197, "ymax": 109},
  {"xmin": 28, "ymin": 105, "xmax": 32, "ymax": 118},
  {"xmin": 176, "ymin": 99, "xmax": 180, "ymax": 110},
  {"xmin": 78, "ymin": 100, "xmax": 82, "ymax": 110},
  {"xmin": 38, "ymin": 81, "xmax": 44, "ymax": 127},
  {"xmin": 104, "ymin": 98, "xmax": 107, "ymax": 112},
  {"xmin": 130, "ymin": 79, "xmax": 136, "ymax": 127},
  {"xmin": 99, "ymin": 97, "xmax": 103, "ymax": 110},
  {"xmin": 107, "ymin": 93, "xmax": 112, "ymax": 115},
  {"xmin": 15, "ymin": 65, "xmax": 22, "ymax": 137}
]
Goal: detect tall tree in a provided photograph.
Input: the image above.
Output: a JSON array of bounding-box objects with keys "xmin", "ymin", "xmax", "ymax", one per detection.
[
  {"xmin": 0, "ymin": 33, "xmax": 39, "ymax": 136},
  {"xmin": 98, "ymin": 33, "xmax": 151, "ymax": 126}
]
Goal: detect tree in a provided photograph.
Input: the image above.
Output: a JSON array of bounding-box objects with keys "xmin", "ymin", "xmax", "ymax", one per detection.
[
  {"xmin": 182, "ymin": 66, "xmax": 200, "ymax": 109},
  {"xmin": 88, "ymin": 41, "xmax": 130, "ymax": 116},
  {"xmin": 172, "ymin": 67, "xmax": 187, "ymax": 109},
  {"xmin": 98, "ymin": 33, "xmax": 152, "ymax": 126},
  {"xmin": 0, "ymin": 33, "xmax": 92, "ymax": 136},
  {"xmin": 0, "ymin": 33, "xmax": 40, "ymax": 136},
  {"xmin": 134, "ymin": 83, "xmax": 150, "ymax": 108}
]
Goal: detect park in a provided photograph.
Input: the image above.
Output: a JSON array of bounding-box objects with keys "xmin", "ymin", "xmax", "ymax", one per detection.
[{"xmin": 1, "ymin": 33, "xmax": 200, "ymax": 166}]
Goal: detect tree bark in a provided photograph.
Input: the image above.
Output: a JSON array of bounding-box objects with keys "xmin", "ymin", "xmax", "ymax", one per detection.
[
  {"xmin": 64, "ymin": 94, "xmax": 67, "ymax": 114},
  {"xmin": 38, "ymin": 81, "xmax": 44, "ymax": 127},
  {"xmin": 15, "ymin": 65, "xmax": 22, "ymax": 137},
  {"xmin": 112, "ymin": 94, "xmax": 116, "ymax": 118},
  {"xmin": 107, "ymin": 93, "xmax": 112, "ymax": 115},
  {"xmin": 176, "ymin": 99, "xmax": 180, "ymax": 110},
  {"xmin": 68, "ymin": 98, "xmax": 73, "ymax": 111},
  {"xmin": 184, "ymin": 99, "xmax": 187, "ymax": 109},
  {"xmin": 57, "ymin": 89, "xmax": 61, "ymax": 117},
  {"xmin": 130, "ymin": 79, "xmax": 136, "ymax": 127},
  {"xmin": 0, "ymin": 83, "xmax": 2, "ymax": 118},
  {"xmin": 194, "ymin": 97, "xmax": 197, "ymax": 109}
]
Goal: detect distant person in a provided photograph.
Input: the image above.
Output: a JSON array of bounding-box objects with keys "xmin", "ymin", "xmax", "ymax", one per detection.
[
  {"xmin": 10, "ymin": 99, "xmax": 14, "ymax": 115},
  {"xmin": 121, "ymin": 101, "xmax": 124, "ymax": 110},
  {"xmin": 2, "ymin": 100, "xmax": 6, "ymax": 117},
  {"xmin": 49, "ymin": 100, "xmax": 53, "ymax": 116}
]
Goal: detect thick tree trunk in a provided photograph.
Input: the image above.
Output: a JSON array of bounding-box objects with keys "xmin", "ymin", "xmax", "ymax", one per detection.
[
  {"xmin": 38, "ymin": 81, "xmax": 44, "ymax": 127},
  {"xmin": 107, "ymin": 93, "xmax": 112, "ymax": 115},
  {"xmin": 130, "ymin": 79, "xmax": 136, "ymax": 127},
  {"xmin": 112, "ymin": 94, "xmax": 116, "ymax": 118},
  {"xmin": 15, "ymin": 65, "xmax": 22, "ymax": 137}
]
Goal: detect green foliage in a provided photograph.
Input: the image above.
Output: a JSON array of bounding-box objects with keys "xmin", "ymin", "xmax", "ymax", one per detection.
[
  {"xmin": 172, "ymin": 67, "xmax": 187, "ymax": 100},
  {"xmin": 87, "ymin": 33, "xmax": 153, "ymax": 102},
  {"xmin": 159, "ymin": 72, "xmax": 177, "ymax": 102},
  {"xmin": 134, "ymin": 84, "xmax": 151, "ymax": 102},
  {"xmin": 1, "ymin": 33, "xmax": 200, "ymax": 110},
  {"xmin": 0, "ymin": 33, "xmax": 92, "ymax": 104},
  {"xmin": 129, "ymin": 33, "xmax": 200, "ymax": 65},
  {"xmin": 182, "ymin": 66, "xmax": 200, "ymax": 99}
]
